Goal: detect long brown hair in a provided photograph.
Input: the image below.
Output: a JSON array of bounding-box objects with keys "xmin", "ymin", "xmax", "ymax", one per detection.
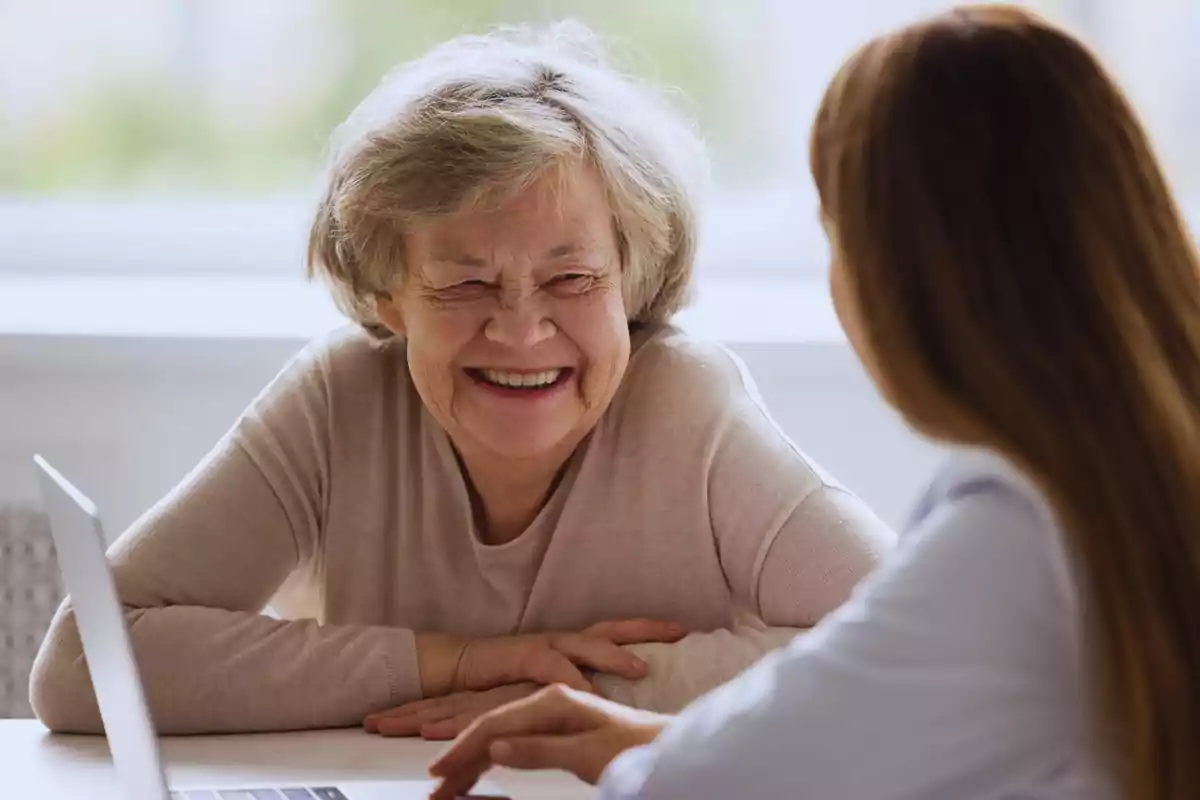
[{"xmin": 811, "ymin": 5, "xmax": 1200, "ymax": 798}]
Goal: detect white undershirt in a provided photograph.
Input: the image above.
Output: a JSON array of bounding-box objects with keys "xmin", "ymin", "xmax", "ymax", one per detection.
[{"xmin": 598, "ymin": 451, "xmax": 1118, "ymax": 800}]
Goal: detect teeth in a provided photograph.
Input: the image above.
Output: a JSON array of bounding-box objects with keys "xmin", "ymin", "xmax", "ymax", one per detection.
[{"xmin": 481, "ymin": 369, "xmax": 562, "ymax": 388}]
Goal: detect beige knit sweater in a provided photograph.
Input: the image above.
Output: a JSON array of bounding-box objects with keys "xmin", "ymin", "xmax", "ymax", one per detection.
[{"xmin": 31, "ymin": 324, "xmax": 894, "ymax": 734}]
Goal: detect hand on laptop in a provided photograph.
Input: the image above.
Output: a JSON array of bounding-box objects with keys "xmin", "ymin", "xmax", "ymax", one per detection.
[
  {"xmin": 427, "ymin": 684, "xmax": 669, "ymax": 800},
  {"xmin": 366, "ymin": 619, "xmax": 685, "ymax": 737}
]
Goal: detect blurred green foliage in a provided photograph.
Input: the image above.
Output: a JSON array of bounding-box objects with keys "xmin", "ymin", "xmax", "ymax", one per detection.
[{"xmin": 4, "ymin": 0, "xmax": 745, "ymax": 194}]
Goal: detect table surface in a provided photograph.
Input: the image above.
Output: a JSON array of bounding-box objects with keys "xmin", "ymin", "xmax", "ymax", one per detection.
[{"xmin": 3, "ymin": 719, "xmax": 595, "ymax": 800}]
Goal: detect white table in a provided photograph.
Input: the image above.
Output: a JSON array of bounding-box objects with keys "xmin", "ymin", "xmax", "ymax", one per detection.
[{"xmin": 4, "ymin": 719, "xmax": 595, "ymax": 800}]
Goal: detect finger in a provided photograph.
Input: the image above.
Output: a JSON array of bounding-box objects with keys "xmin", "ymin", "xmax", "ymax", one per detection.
[
  {"xmin": 429, "ymin": 685, "xmax": 588, "ymax": 779},
  {"xmin": 583, "ymin": 619, "xmax": 687, "ymax": 645},
  {"xmin": 420, "ymin": 684, "xmax": 538, "ymax": 741},
  {"xmin": 365, "ymin": 709, "xmax": 416, "ymax": 733},
  {"xmin": 366, "ymin": 697, "xmax": 462, "ymax": 735},
  {"xmin": 488, "ymin": 732, "xmax": 603, "ymax": 783},
  {"xmin": 374, "ymin": 719, "xmax": 422, "ymax": 737},
  {"xmin": 365, "ymin": 710, "xmax": 410, "ymax": 733},
  {"xmin": 430, "ymin": 768, "xmax": 486, "ymax": 800},
  {"xmin": 368, "ymin": 695, "xmax": 446, "ymax": 720},
  {"xmin": 518, "ymin": 649, "xmax": 595, "ymax": 692},
  {"xmin": 550, "ymin": 634, "xmax": 649, "ymax": 680},
  {"xmin": 364, "ymin": 696, "xmax": 443, "ymax": 730},
  {"xmin": 376, "ymin": 704, "xmax": 459, "ymax": 737},
  {"xmin": 420, "ymin": 710, "xmax": 475, "ymax": 741}
]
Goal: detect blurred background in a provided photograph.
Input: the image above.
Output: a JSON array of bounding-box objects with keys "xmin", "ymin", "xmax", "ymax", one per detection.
[
  {"xmin": 1, "ymin": 0, "xmax": 1199, "ymax": 716},
  {"xmin": 3, "ymin": 0, "xmax": 1198, "ymax": 279}
]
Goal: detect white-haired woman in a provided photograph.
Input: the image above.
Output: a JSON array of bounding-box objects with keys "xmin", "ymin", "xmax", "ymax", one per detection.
[{"xmin": 30, "ymin": 22, "xmax": 893, "ymax": 737}]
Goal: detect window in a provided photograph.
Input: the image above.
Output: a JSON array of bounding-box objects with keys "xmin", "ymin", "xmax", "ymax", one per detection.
[{"xmin": 2, "ymin": 0, "xmax": 1197, "ymax": 280}]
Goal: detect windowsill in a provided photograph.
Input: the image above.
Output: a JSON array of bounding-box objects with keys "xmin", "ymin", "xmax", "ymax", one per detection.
[{"xmin": 0, "ymin": 273, "xmax": 845, "ymax": 346}]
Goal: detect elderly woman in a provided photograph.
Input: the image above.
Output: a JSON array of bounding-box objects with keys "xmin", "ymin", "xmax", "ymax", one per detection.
[{"xmin": 30, "ymin": 22, "xmax": 893, "ymax": 737}]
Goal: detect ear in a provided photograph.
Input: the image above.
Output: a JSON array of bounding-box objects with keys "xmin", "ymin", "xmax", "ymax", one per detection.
[{"xmin": 373, "ymin": 292, "xmax": 407, "ymax": 338}]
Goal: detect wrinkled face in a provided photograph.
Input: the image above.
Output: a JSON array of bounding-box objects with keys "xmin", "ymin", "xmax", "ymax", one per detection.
[{"xmin": 377, "ymin": 163, "xmax": 631, "ymax": 466}]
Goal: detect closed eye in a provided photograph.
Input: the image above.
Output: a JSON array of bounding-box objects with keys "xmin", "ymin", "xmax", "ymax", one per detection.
[
  {"xmin": 549, "ymin": 273, "xmax": 593, "ymax": 287},
  {"xmin": 426, "ymin": 279, "xmax": 495, "ymax": 304}
]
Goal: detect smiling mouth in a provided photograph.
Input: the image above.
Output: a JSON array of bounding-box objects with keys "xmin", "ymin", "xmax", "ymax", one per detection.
[{"xmin": 466, "ymin": 367, "xmax": 573, "ymax": 391}]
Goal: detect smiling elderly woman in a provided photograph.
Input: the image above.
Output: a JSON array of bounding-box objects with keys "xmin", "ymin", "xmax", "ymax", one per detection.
[{"xmin": 30, "ymin": 22, "xmax": 894, "ymax": 737}]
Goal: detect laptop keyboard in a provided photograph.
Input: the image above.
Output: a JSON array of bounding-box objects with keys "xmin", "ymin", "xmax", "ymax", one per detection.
[{"xmin": 170, "ymin": 790, "xmax": 349, "ymax": 799}]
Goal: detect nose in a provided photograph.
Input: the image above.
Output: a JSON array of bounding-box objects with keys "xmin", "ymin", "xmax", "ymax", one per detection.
[{"xmin": 484, "ymin": 290, "xmax": 556, "ymax": 348}]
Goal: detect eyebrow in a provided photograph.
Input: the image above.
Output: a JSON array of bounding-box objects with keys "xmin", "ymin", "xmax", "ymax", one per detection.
[
  {"xmin": 546, "ymin": 243, "xmax": 583, "ymax": 259},
  {"xmin": 430, "ymin": 244, "xmax": 586, "ymax": 266},
  {"xmin": 429, "ymin": 254, "xmax": 487, "ymax": 268}
]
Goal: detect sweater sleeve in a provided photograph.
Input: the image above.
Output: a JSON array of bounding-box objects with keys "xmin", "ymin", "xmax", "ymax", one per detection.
[
  {"xmin": 598, "ymin": 487, "xmax": 895, "ymax": 712},
  {"xmin": 593, "ymin": 623, "xmax": 799, "ymax": 713},
  {"xmin": 706, "ymin": 352, "xmax": 895, "ymax": 626},
  {"xmin": 595, "ymin": 479, "xmax": 893, "ymax": 712},
  {"xmin": 594, "ymin": 337, "xmax": 893, "ymax": 711},
  {"xmin": 29, "ymin": 339, "xmax": 421, "ymax": 735}
]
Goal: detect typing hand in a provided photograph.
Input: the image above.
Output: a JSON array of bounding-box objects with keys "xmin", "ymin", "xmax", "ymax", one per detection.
[{"xmin": 427, "ymin": 685, "xmax": 668, "ymax": 799}]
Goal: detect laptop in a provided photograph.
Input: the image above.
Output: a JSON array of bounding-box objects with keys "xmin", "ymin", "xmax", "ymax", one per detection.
[{"xmin": 33, "ymin": 455, "xmax": 508, "ymax": 800}]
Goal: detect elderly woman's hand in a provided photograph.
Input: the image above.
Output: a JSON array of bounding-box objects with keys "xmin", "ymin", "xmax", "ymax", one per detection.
[
  {"xmin": 365, "ymin": 683, "xmax": 541, "ymax": 738},
  {"xmin": 427, "ymin": 684, "xmax": 668, "ymax": 799},
  {"xmin": 366, "ymin": 619, "xmax": 684, "ymax": 737}
]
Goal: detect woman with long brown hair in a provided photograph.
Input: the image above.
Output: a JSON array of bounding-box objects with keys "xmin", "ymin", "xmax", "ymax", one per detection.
[{"xmin": 425, "ymin": 5, "xmax": 1200, "ymax": 799}]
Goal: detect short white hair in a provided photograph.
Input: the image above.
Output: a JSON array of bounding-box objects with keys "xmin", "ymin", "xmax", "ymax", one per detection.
[{"xmin": 307, "ymin": 20, "xmax": 709, "ymax": 338}]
